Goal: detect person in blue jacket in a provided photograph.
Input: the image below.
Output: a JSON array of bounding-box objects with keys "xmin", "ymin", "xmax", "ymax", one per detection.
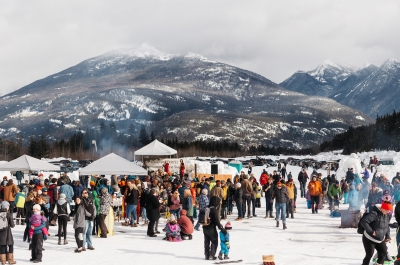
[
  {"xmin": 218, "ymin": 221, "xmax": 232, "ymax": 260},
  {"xmin": 97, "ymin": 179, "xmax": 113, "ymax": 196},
  {"xmin": 72, "ymin": 181, "xmax": 84, "ymax": 200},
  {"xmin": 59, "ymin": 183, "xmax": 74, "ymax": 204}
]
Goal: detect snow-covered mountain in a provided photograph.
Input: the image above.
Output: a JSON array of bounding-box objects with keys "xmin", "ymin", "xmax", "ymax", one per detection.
[
  {"xmin": 0, "ymin": 45, "xmax": 372, "ymax": 148},
  {"xmin": 280, "ymin": 59, "xmax": 400, "ymax": 116}
]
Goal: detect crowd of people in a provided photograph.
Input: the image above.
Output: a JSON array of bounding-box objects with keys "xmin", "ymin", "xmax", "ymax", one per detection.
[{"xmin": 0, "ymin": 156, "xmax": 399, "ymax": 264}]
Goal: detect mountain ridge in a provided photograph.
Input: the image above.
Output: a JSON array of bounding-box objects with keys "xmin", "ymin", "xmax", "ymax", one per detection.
[
  {"xmin": 0, "ymin": 45, "xmax": 373, "ymax": 148},
  {"xmin": 280, "ymin": 59, "xmax": 400, "ymax": 116}
]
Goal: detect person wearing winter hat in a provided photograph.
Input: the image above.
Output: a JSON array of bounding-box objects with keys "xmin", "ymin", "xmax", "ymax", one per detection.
[
  {"xmin": 272, "ymin": 182, "xmax": 289, "ymax": 230},
  {"xmin": 0, "ymin": 200, "xmax": 16, "ymax": 265},
  {"xmin": 53, "ymin": 193, "xmax": 71, "ymax": 245},
  {"xmin": 163, "ymin": 214, "xmax": 182, "ymax": 242},
  {"xmin": 218, "ymin": 222, "xmax": 232, "ymax": 260},
  {"xmin": 28, "ymin": 204, "xmax": 49, "ymax": 241},
  {"xmin": 361, "ymin": 201, "xmax": 392, "ymax": 265},
  {"xmin": 29, "ymin": 203, "xmax": 47, "ymax": 263},
  {"xmin": 178, "ymin": 209, "xmax": 194, "ymax": 240},
  {"xmin": 234, "ymin": 183, "xmax": 243, "ymax": 221}
]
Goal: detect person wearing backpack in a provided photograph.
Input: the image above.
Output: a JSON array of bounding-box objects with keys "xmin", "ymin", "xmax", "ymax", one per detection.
[
  {"xmin": 15, "ymin": 188, "xmax": 26, "ymax": 225},
  {"xmin": 203, "ymin": 196, "xmax": 227, "ymax": 260},
  {"xmin": 0, "ymin": 201, "xmax": 16, "ymax": 265},
  {"xmin": 360, "ymin": 201, "xmax": 392, "ymax": 265},
  {"xmin": 53, "ymin": 193, "xmax": 71, "ymax": 245},
  {"xmin": 194, "ymin": 189, "xmax": 209, "ymax": 231}
]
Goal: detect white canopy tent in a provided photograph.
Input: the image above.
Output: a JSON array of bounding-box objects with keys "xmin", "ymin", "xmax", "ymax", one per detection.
[
  {"xmin": 79, "ymin": 153, "xmax": 147, "ymax": 175},
  {"xmin": 134, "ymin": 139, "xmax": 177, "ymax": 161},
  {"xmin": 0, "ymin": 155, "xmax": 60, "ymax": 172}
]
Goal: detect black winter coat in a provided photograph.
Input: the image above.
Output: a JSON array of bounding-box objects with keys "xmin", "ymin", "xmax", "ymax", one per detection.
[
  {"xmin": 298, "ymin": 172, "xmax": 308, "ymax": 183},
  {"xmin": 361, "ymin": 206, "xmax": 390, "ymax": 242},
  {"xmin": 0, "ymin": 209, "xmax": 14, "ymax": 245},
  {"xmin": 82, "ymin": 197, "xmax": 96, "ymax": 221},
  {"xmin": 146, "ymin": 195, "xmax": 160, "ymax": 222},
  {"xmin": 345, "ymin": 171, "xmax": 355, "ymax": 184},
  {"xmin": 263, "ymin": 183, "xmax": 274, "ymax": 197},
  {"xmin": 24, "ymin": 200, "xmax": 34, "ymax": 220},
  {"xmin": 272, "ymin": 186, "xmax": 288, "ymax": 204},
  {"xmin": 234, "ymin": 188, "xmax": 243, "ymax": 204},
  {"xmin": 126, "ymin": 188, "xmax": 139, "ymax": 205},
  {"xmin": 203, "ymin": 196, "xmax": 224, "ymax": 236},
  {"xmin": 272, "ymin": 174, "xmax": 280, "ymax": 185}
]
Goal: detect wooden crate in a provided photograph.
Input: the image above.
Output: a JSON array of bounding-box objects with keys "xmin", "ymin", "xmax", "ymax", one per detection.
[{"xmin": 197, "ymin": 173, "xmax": 232, "ymax": 182}]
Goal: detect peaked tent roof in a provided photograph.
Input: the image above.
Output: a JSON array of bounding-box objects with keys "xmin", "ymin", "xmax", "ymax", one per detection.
[
  {"xmin": 79, "ymin": 153, "xmax": 147, "ymax": 175},
  {"xmin": 0, "ymin": 155, "xmax": 60, "ymax": 171},
  {"xmin": 134, "ymin": 139, "xmax": 177, "ymax": 156}
]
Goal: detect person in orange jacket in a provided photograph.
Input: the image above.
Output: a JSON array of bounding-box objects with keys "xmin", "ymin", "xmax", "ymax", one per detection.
[{"xmin": 308, "ymin": 175, "xmax": 322, "ymax": 214}]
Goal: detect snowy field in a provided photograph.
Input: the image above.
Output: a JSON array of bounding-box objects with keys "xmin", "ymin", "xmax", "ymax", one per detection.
[{"xmin": 10, "ymin": 163, "xmax": 398, "ymax": 265}]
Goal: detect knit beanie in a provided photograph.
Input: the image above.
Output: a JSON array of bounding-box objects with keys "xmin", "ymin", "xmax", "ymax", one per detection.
[
  {"xmin": 33, "ymin": 204, "xmax": 41, "ymax": 211},
  {"xmin": 225, "ymin": 221, "xmax": 232, "ymax": 230},
  {"xmin": 59, "ymin": 193, "xmax": 66, "ymax": 199},
  {"xmin": 0, "ymin": 201, "xmax": 10, "ymax": 209},
  {"xmin": 168, "ymin": 215, "xmax": 176, "ymax": 222},
  {"xmin": 381, "ymin": 202, "xmax": 393, "ymax": 211}
]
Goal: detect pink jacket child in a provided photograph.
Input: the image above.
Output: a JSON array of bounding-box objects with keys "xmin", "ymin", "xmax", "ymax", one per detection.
[
  {"xmin": 163, "ymin": 215, "xmax": 182, "ymax": 242},
  {"xmin": 29, "ymin": 205, "xmax": 48, "ymax": 239}
]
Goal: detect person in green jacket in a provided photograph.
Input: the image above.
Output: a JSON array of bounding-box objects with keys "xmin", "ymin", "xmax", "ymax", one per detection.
[
  {"xmin": 328, "ymin": 180, "xmax": 342, "ymax": 212},
  {"xmin": 91, "ymin": 191, "xmax": 101, "ymax": 236}
]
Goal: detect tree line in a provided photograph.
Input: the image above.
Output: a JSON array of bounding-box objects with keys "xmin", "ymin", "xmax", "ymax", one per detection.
[
  {"xmin": 319, "ymin": 110, "xmax": 400, "ymax": 154},
  {"xmin": 1, "ymin": 110, "xmax": 399, "ymax": 160}
]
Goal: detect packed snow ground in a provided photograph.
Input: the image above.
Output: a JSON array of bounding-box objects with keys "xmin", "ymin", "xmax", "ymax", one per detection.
[{"xmin": 10, "ymin": 163, "xmax": 398, "ymax": 265}]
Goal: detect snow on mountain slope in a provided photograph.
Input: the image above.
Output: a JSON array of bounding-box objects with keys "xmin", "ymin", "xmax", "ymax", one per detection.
[
  {"xmin": 0, "ymin": 46, "xmax": 373, "ymax": 147},
  {"xmin": 280, "ymin": 59, "xmax": 400, "ymax": 116}
]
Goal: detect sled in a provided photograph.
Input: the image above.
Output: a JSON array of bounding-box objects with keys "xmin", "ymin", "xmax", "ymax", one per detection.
[
  {"xmin": 214, "ymin": 260, "xmax": 242, "ymax": 264},
  {"xmin": 372, "ymin": 257, "xmax": 396, "ymax": 265},
  {"xmin": 263, "ymin": 254, "xmax": 275, "ymax": 265},
  {"xmin": 98, "ymin": 207, "xmax": 115, "ymax": 237}
]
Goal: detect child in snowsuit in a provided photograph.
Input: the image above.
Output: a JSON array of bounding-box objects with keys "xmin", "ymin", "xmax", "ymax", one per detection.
[
  {"xmin": 29, "ymin": 204, "xmax": 48, "ymax": 240},
  {"xmin": 163, "ymin": 215, "xmax": 182, "ymax": 242},
  {"xmin": 348, "ymin": 184, "xmax": 360, "ymax": 210},
  {"xmin": 218, "ymin": 222, "xmax": 232, "ymax": 260}
]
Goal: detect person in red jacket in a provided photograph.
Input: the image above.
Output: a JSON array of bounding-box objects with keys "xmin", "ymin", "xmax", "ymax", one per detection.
[
  {"xmin": 178, "ymin": 209, "xmax": 194, "ymax": 240},
  {"xmin": 260, "ymin": 170, "xmax": 269, "ymax": 187},
  {"xmin": 164, "ymin": 161, "xmax": 170, "ymax": 174}
]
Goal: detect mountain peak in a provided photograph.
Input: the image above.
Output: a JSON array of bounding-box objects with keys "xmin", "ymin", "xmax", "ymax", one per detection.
[
  {"xmin": 383, "ymin": 58, "xmax": 398, "ymax": 65},
  {"xmin": 321, "ymin": 59, "xmax": 339, "ymax": 68},
  {"xmin": 108, "ymin": 43, "xmax": 173, "ymax": 61}
]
